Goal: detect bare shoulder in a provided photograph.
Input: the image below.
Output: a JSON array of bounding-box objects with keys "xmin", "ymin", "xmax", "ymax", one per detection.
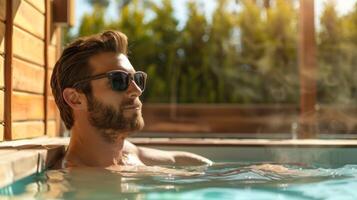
[
  {"xmin": 123, "ymin": 139, "xmax": 139, "ymax": 154},
  {"xmin": 123, "ymin": 140, "xmax": 169, "ymax": 159},
  {"xmin": 124, "ymin": 140, "xmax": 175, "ymax": 165}
]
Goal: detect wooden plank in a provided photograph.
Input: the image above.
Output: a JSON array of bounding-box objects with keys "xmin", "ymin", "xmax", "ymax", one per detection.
[
  {"xmin": 46, "ymin": 120, "xmax": 56, "ymax": 137},
  {"xmin": 0, "ymin": 124, "xmax": 3, "ymax": 141},
  {"xmin": 0, "ymin": 22, "xmax": 5, "ymax": 54},
  {"xmin": 4, "ymin": 0, "xmax": 14, "ymax": 140},
  {"xmin": 0, "ymin": 90, "xmax": 3, "ymax": 122},
  {"xmin": 50, "ymin": 27, "xmax": 60, "ymax": 46},
  {"xmin": 13, "ymin": 26, "xmax": 45, "ymax": 66},
  {"xmin": 53, "ymin": 0, "xmax": 75, "ymax": 27},
  {"xmin": 141, "ymin": 104, "xmax": 301, "ymax": 134},
  {"xmin": 13, "ymin": 0, "xmax": 45, "ymax": 39},
  {"xmin": 12, "ymin": 92, "xmax": 44, "ymax": 121},
  {"xmin": 55, "ymin": 105, "xmax": 62, "ymax": 137},
  {"xmin": 44, "ymin": 0, "xmax": 50, "ymax": 136},
  {"xmin": 47, "ymin": 69, "xmax": 53, "ymax": 96},
  {"xmin": 298, "ymin": 0, "xmax": 317, "ymax": 138},
  {"xmin": 12, "ymin": 121, "xmax": 45, "ymax": 139},
  {"xmin": 48, "ymin": 97, "xmax": 57, "ymax": 120},
  {"xmin": 0, "ymin": 55, "xmax": 4, "ymax": 87},
  {"xmin": 0, "ymin": 0, "xmax": 5, "ymax": 22},
  {"xmin": 48, "ymin": 45, "xmax": 56, "ymax": 69},
  {"xmin": 24, "ymin": 0, "xmax": 45, "ymax": 14},
  {"xmin": 47, "ymin": 69, "xmax": 57, "ymax": 98},
  {"xmin": 56, "ymin": 26, "xmax": 61, "ymax": 60},
  {"xmin": 12, "ymin": 58, "xmax": 44, "ymax": 94}
]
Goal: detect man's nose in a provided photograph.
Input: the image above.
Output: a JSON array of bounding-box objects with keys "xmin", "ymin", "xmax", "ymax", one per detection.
[{"xmin": 126, "ymin": 80, "xmax": 142, "ymax": 98}]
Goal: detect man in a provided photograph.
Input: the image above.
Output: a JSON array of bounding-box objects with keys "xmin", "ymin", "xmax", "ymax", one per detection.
[{"xmin": 50, "ymin": 30, "xmax": 212, "ymax": 168}]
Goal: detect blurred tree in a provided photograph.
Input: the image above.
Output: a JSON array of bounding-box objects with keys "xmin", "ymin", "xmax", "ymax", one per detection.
[
  {"xmin": 263, "ymin": 0, "xmax": 298, "ymax": 103},
  {"xmin": 340, "ymin": 1, "xmax": 357, "ymax": 103},
  {"xmin": 179, "ymin": 1, "xmax": 212, "ymax": 103},
  {"xmin": 318, "ymin": 0, "xmax": 357, "ymax": 104},
  {"xmin": 77, "ymin": 0, "xmax": 107, "ymax": 36},
  {"xmin": 318, "ymin": 0, "xmax": 343, "ymax": 103},
  {"xmin": 235, "ymin": 0, "xmax": 299, "ymax": 103},
  {"xmin": 62, "ymin": 0, "xmax": 357, "ymax": 105},
  {"xmin": 88, "ymin": 0, "xmax": 110, "ymax": 8},
  {"xmin": 236, "ymin": 0, "xmax": 270, "ymax": 103},
  {"xmin": 147, "ymin": 0, "xmax": 180, "ymax": 103},
  {"xmin": 208, "ymin": 0, "xmax": 237, "ymax": 103}
]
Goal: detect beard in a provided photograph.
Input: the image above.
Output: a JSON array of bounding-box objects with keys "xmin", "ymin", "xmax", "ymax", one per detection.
[{"xmin": 86, "ymin": 94, "xmax": 144, "ymax": 143}]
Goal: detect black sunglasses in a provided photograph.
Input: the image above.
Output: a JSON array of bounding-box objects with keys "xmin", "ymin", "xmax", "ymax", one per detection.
[{"xmin": 72, "ymin": 70, "xmax": 147, "ymax": 92}]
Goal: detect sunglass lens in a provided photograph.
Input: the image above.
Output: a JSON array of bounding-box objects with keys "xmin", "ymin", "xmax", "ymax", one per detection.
[
  {"xmin": 134, "ymin": 73, "xmax": 146, "ymax": 91},
  {"xmin": 112, "ymin": 72, "xmax": 128, "ymax": 91}
]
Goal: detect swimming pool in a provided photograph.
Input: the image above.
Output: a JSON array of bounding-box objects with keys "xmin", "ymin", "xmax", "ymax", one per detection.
[{"xmin": 1, "ymin": 139, "xmax": 357, "ymax": 199}]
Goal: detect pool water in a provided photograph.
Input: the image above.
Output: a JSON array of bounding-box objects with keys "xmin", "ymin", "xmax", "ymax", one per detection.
[{"xmin": 1, "ymin": 162, "xmax": 357, "ymax": 200}]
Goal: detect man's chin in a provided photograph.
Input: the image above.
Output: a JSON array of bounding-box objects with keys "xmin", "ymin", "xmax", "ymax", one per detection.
[{"xmin": 129, "ymin": 116, "xmax": 145, "ymax": 133}]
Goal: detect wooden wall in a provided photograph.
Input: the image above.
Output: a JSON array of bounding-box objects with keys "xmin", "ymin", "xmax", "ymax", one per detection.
[
  {"xmin": 0, "ymin": 0, "xmax": 6, "ymax": 141},
  {"xmin": 0, "ymin": 0, "xmax": 62, "ymax": 140}
]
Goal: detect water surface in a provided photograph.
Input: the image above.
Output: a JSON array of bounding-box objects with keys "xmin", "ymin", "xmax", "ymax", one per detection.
[{"xmin": 1, "ymin": 162, "xmax": 357, "ymax": 200}]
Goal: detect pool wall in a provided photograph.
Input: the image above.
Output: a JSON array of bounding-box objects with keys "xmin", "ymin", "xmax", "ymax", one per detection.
[{"xmin": 139, "ymin": 146, "xmax": 357, "ymax": 167}]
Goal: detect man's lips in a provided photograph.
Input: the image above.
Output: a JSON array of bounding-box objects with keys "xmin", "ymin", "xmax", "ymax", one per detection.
[{"xmin": 122, "ymin": 104, "xmax": 141, "ymax": 110}]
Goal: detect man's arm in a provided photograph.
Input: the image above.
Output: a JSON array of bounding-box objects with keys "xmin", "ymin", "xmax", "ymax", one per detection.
[
  {"xmin": 138, "ymin": 146, "xmax": 213, "ymax": 166},
  {"xmin": 125, "ymin": 140, "xmax": 212, "ymax": 166}
]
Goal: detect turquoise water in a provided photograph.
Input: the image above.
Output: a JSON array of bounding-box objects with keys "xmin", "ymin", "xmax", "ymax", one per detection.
[{"xmin": 1, "ymin": 162, "xmax": 357, "ymax": 200}]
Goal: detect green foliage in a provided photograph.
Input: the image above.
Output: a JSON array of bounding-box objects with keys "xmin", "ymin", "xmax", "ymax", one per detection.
[
  {"xmin": 78, "ymin": 3, "xmax": 106, "ymax": 36},
  {"xmin": 179, "ymin": 2, "xmax": 212, "ymax": 103},
  {"xmin": 318, "ymin": 0, "xmax": 357, "ymax": 104},
  {"xmin": 63, "ymin": 0, "xmax": 357, "ymax": 104}
]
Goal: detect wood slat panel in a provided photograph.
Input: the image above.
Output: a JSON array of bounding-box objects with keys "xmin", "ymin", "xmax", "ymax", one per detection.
[
  {"xmin": 47, "ymin": 68, "xmax": 54, "ymax": 96},
  {"xmin": 0, "ymin": 0, "xmax": 5, "ymax": 22},
  {"xmin": 13, "ymin": 26, "xmax": 45, "ymax": 66},
  {"xmin": 0, "ymin": 90, "xmax": 3, "ymax": 122},
  {"xmin": 48, "ymin": 97, "xmax": 57, "ymax": 120},
  {"xmin": 46, "ymin": 120, "xmax": 56, "ymax": 137},
  {"xmin": 0, "ymin": 124, "xmax": 3, "ymax": 141},
  {"xmin": 24, "ymin": 0, "xmax": 45, "ymax": 14},
  {"xmin": 13, "ymin": 0, "xmax": 45, "ymax": 39},
  {"xmin": 12, "ymin": 121, "xmax": 45, "ymax": 139},
  {"xmin": 4, "ymin": 0, "xmax": 13, "ymax": 140},
  {"xmin": 13, "ymin": 58, "xmax": 44, "ymax": 94},
  {"xmin": 12, "ymin": 92, "xmax": 44, "ymax": 121},
  {"xmin": 0, "ymin": 55, "xmax": 4, "ymax": 87},
  {"xmin": 0, "ymin": 22, "xmax": 5, "ymax": 54},
  {"xmin": 48, "ymin": 45, "xmax": 56, "ymax": 69},
  {"xmin": 50, "ymin": 27, "xmax": 60, "ymax": 46}
]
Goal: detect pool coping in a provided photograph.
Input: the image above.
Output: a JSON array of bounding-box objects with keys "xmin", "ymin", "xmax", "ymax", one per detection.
[
  {"xmin": 1, "ymin": 136, "xmax": 357, "ymax": 188},
  {"xmin": 2, "ymin": 137, "xmax": 357, "ymax": 148},
  {"xmin": 0, "ymin": 137, "xmax": 67, "ymax": 188},
  {"xmin": 129, "ymin": 138, "xmax": 357, "ymax": 147}
]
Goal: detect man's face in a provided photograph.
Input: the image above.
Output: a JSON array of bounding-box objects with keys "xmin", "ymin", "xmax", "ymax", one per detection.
[{"xmin": 85, "ymin": 52, "xmax": 144, "ymax": 143}]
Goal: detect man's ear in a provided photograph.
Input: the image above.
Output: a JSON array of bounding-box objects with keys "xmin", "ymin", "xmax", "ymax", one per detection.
[{"xmin": 62, "ymin": 88, "xmax": 87, "ymax": 110}]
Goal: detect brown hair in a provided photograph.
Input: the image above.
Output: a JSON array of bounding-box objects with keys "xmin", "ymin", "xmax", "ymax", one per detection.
[{"xmin": 50, "ymin": 30, "xmax": 128, "ymax": 130}]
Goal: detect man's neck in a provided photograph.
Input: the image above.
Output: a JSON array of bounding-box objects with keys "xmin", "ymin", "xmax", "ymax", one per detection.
[{"xmin": 65, "ymin": 124, "xmax": 127, "ymax": 167}]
